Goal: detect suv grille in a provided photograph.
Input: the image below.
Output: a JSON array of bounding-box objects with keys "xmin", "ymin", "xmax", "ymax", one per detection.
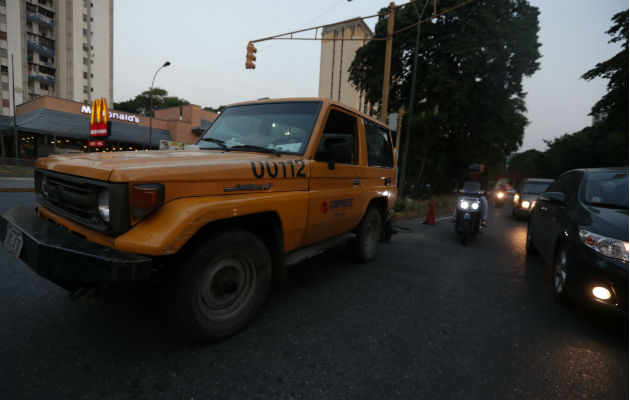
[{"xmin": 34, "ymin": 169, "xmax": 130, "ymax": 236}]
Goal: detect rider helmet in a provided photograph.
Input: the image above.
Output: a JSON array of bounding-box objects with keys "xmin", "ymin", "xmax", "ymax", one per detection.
[{"xmin": 468, "ymin": 163, "xmax": 480, "ymax": 171}]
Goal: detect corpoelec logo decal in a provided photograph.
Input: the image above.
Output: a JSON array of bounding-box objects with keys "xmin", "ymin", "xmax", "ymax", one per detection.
[{"xmin": 321, "ymin": 198, "xmax": 354, "ymax": 215}]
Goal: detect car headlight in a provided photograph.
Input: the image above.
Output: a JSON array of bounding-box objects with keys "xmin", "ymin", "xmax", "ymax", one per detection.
[
  {"xmin": 97, "ymin": 190, "xmax": 110, "ymax": 223},
  {"xmin": 521, "ymin": 200, "xmax": 530, "ymax": 209},
  {"xmin": 579, "ymin": 229, "xmax": 629, "ymax": 262},
  {"xmin": 496, "ymin": 192, "xmax": 504, "ymax": 199},
  {"xmin": 459, "ymin": 200, "xmax": 469, "ymax": 210}
]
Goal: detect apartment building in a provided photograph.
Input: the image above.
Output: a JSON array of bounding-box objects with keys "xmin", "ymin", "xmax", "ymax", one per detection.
[
  {"xmin": 318, "ymin": 18, "xmax": 373, "ymax": 113},
  {"xmin": 0, "ymin": 0, "xmax": 113, "ymax": 117}
]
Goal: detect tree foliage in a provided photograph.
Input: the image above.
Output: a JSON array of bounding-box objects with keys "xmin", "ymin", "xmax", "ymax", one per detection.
[
  {"xmin": 349, "ymin": 0, "xmax": 541, "ymax": 192},
  {"xmin": 581, "ymin": 10, "xmax": 628, "ymax": 135},
  {"xmin": 114, "ymin": 88, "xmax": 190, "ymax": 117},
  {"xmin": 509, "ymin": 9, "xmax": 628, "ymax": 179}
]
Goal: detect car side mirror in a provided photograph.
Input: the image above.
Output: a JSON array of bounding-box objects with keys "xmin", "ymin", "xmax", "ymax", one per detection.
[
  {"xmin": 327, "ymin": 142, "xmax": 352, "ymax": 170},
  {"xmin": 541, "ymin": 191, "xmax": 565, "ymax": 205}
]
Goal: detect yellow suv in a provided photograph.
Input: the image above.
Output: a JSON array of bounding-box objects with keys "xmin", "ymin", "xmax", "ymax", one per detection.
[{"xmin": 1, "ymin": 98, "xmax": 397, "ymax": 342}]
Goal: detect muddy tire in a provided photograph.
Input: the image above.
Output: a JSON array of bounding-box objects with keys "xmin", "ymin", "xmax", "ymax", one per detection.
[
  {"xmin": 171, "ymin": 229, "xmax": 271, "ymax": 343},
  {"xmin": 350, "ymin": 207, "xmax": 382, "ymax": 263}
]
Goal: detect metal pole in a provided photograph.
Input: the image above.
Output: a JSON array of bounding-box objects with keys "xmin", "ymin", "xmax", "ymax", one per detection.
[
  {"xmin": 399, "ymin": 0, "xmax": 430, "ymax": 194},
  {"xmin": 380, "ymin": 2, "xmax": 396, "ymax": 122},
  {"xmin": 11, "ymin": 54, "xmax": 19, "ymax": 167},
  {"xmin": 148, "ymin": 61, "xmax": 170, "ymax": 149}
]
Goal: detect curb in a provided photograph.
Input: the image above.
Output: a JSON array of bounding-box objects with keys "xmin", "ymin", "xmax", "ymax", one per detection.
[{"xmin": 0, "ymin": 188, "xmax": 35, "ymax": 192}]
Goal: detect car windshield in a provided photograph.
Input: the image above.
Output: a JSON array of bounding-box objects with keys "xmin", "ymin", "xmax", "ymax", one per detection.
[
  {"xmin": 521, "ymin": 182, "xmax": 550, "ymax": 195},
  {"xmin": 582, "ymin": 171, "xmax": 629, "ymax": 209},
  {"xmin": 197, "ymin": 102, "xmax": 322, "ymax": 155}
]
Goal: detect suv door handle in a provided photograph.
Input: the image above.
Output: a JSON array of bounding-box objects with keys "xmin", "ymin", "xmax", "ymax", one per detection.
[{"xmin": 352, "ymin": 179, "xmax": 360, "ymax": 186}]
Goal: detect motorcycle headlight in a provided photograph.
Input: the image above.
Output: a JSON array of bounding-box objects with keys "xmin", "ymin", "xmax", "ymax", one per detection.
[
  {"xmin": 97, "ymin": 190, "xmax": 110, "ymax": 223},
  {"xmin": 579, "ymin": 229, "xmax": 629, "ymax": 262},
  {"xmin": 459, "ymin": 200, "xmax": 469, "ymax": 210},
  {"xmin": 497, "ymin": 192, "xmax": 504, "ymax": 199},
  {"xmin": 471, "ymin": 202, "xmax": 479, "ymax": 210}
]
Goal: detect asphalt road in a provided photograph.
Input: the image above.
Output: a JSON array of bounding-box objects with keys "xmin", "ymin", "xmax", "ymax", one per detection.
[{"xmin": 0, "ymin": 193, "xmax": 627, "ymax": 399}]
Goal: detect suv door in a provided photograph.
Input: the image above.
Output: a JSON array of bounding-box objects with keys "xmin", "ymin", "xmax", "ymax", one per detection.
[
  {"xmin": 301, "ymin": 108, "xmax": 364, "ymax": 246},
  {"xmin": 360, "ymin": 119, "xmax": 396, "ymax": 208}
]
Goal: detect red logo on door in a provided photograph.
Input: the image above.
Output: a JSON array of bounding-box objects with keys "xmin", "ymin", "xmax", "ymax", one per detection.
[{"xmin": 321, "ymin": 201, "xmax": 329, "ymax": 214}]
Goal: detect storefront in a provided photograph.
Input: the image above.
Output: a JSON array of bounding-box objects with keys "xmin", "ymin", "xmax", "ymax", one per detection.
[{"xmin": 0, "ymin": 96, "xmax": 218, "ymax": 166}]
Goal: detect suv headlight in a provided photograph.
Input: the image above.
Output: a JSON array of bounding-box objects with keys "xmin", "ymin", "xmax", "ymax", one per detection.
[
  {"xmin": 97, "ymin": 190, "xmax": 110, "ymax": 223},
  {"xmin": 579, "ymin": 229, "xmax": 629, "ymax": 262}
]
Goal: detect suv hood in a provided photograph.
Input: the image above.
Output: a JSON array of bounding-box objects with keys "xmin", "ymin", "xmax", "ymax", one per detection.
[{"xmin": 36, "ymin": 150, "xmax": 304, "ymax": 182}]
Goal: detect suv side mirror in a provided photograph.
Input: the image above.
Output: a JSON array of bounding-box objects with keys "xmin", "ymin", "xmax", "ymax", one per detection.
[
  {"xmin": 327, "ymin": 142, "xmax": 352, "ymax": 170},
  {"xmin": 541, "ymin": 191, "xmax": 565, "ymax": 205}
]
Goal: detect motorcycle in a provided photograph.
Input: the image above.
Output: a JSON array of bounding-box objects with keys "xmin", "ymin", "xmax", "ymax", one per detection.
[
  {"xmin": 494, "ymin": 187, "xmax": 506, "ymax": 208},
  {"xmin": 455, "ymin": 180, "xmax": 485, "ymax": 245}
]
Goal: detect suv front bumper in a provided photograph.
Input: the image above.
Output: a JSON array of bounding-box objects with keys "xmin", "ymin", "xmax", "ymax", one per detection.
[{"xmin": 1, "ymin": 206, "xmax": 153, "ymax": 291}]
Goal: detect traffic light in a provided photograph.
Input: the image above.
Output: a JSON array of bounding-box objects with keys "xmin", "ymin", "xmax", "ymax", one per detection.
[{"xmin": 245, "ymin": 41, "xmax": 257, "ymax": 69}]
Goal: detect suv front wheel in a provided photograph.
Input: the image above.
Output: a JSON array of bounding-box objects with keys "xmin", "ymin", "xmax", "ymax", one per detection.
[{"xmin": 171, "ymin": 229, "xmax": 271, "ymax": 343}]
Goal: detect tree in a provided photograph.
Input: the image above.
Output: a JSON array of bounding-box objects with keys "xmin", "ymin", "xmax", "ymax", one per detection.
[
  {"xmin": 349, "ymin": 0, "xmax": 541, "ymax": 192},
  {"xmin": 114, "ymin": 88, "xmax": 190, "ymax": 116},
  {"xmin": 204, "ymin": 105, "xmax": 226, "ymax": 113},
  {"xmin": 581, "ymin": 10, "xmax": 628, "ymax": 135}
]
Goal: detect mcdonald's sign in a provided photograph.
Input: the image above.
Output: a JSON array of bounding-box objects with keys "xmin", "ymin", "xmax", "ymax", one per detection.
[{"xmin": 89, "ymin": 97, "xmax": 111, "ymax": 139}]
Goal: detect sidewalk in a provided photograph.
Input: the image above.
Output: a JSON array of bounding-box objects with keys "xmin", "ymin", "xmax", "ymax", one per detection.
[{"xmin": 0, "ymin": 165, "xmax": 34, "ymax": 192}]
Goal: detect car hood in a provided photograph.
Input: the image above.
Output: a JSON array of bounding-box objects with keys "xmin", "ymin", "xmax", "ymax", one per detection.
[
  {"xmin": 583, "ymin": 205, "xmax": 629, "ymax": 241},
  {"xmin": 35, "ymin": 150, "xmax": 309, "ymax": 183}
]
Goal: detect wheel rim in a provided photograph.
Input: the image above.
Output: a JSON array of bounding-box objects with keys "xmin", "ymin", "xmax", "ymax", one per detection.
[
  {"xmin": 554, "ymin": 249, "xmax": 568, "ymax": 294},
  {"xmin": 199, "ymin": 255, "xmax": 256, "ymax": 321}
]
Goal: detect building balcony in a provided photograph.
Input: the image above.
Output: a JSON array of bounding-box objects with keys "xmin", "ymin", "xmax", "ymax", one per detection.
[
  {"xmin": 28, "ymin": 73, "xmax": 55, "ymax": 85},
  {"xmin": 26, "ymin": 40, "xmax": 55, "ymax": 57},
  {"xmin": 26, "ymin": 12, "xmax": 54, "ymax": 28}
]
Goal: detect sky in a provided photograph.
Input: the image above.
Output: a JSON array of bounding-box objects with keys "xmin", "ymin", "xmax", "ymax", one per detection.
[{"xmin": 113, "ymin": 0, "xmax": 628, "ymax": 152}]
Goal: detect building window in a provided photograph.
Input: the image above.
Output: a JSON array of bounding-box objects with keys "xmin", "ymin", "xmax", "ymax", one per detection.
[
  {"xmin": 83, "ymin": 71, "xmax": 87, "ymax": 79},
  {"xmin": 83, "ymin": 29, "xmax": 87, "ymax": 36},
  {"xmin": 83, "ymin": 57, "xmax": 88, "ymax": 65},
  {"xmin": 2, "ymin": 99, "xmax": 9, "ymax": 108},
  {"xmin": 2, "ymin": 82, "xmax": 8, "ymax": 90},
  {"xmin": 83, "ymin": 85, "xmax": 88, "ymax": 93},
  {"xmin": 0, "ymin": 31, "xmax": 6, "ymax": 40},
  {"xmin": 0, "ymin": 65, "xmax": 8, "ymax": 75},
  {"xmin": 40, "ymin": 83, "xmax": 48, "ymax": 90},
  {"xmin": 82, "ymin": 43, "xmax": 88, "ymax": 52},
  {"xmin": 0, "ymin": 15, "xmax": 6, "ymax": 24},
  {"xmin": 40, "ymin": 55, "xmax": 48, "ymax": 63},
  {"xmin": 83, "ymin": 14, "xmax": 87, "ymax": 22}
]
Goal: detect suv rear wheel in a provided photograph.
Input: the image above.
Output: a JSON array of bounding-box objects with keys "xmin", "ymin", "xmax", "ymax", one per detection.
[
  {"xmin": 171, "ymin": 229, "xmax": 271, "ymax": 342},
  {"xmin": 350, "ymin": 207, "xmax": 382, "ymax": 263}
]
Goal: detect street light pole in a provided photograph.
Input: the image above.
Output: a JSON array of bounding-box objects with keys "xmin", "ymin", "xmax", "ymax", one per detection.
[{"xmin": 148, "ymin": 61, "xmax": 170, "ymax": 149}]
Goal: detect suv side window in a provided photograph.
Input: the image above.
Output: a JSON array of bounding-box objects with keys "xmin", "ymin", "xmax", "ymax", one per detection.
[
  {"xmin": 315, "ymin": 109, "xmax": 357, "ymax": 165},
  {"xmin": 364, "ymin": 120, "xmax": 393, "ymax": 168}
]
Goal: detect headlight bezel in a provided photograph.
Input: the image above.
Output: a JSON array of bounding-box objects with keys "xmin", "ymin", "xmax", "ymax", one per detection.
[{"xmin": 579, "ymin": 229, "xmax": 629, "ymax": 262}]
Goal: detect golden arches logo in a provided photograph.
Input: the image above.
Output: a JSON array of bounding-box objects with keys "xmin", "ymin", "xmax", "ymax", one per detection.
[
  {"xmin": 89, "ymin": 97, "xmax": 110, "ymax": 137},
  {"xmin": 90, "ymin": 98, "xmax": 108, "ymax": 125}
]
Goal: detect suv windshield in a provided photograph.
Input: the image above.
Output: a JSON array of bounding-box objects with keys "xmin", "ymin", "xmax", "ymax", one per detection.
[
  {"xmin": 198, "ymin": 102, "xmax": 322, "ymax": 155},
  {"xmin": 582, "ymin": 171, "xmax": 629, "ymax": 209},
  {"xmin": 521, "ymin": 182, "xmax": 550, "ymax": 195}
]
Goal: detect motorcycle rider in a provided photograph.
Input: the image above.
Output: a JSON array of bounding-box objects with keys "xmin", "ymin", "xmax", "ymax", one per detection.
[{"xmin": 454, "ymin": 163, "xmax": 489, "ymax": 227}]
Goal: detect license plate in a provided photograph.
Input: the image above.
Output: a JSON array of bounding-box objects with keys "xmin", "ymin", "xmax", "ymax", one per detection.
[{"xmin": 4, "ymin": 223, "xmax": 24, "ymax": 259}]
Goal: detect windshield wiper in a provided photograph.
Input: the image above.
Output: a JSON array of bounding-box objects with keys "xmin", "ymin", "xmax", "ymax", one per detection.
[
  {"xmin": 199, "ymin": 137, "xmax": 229, "ymax": 151},
  {"xmin": 230, "ymin": 144, "xmax": 281, "ymax": 157}
]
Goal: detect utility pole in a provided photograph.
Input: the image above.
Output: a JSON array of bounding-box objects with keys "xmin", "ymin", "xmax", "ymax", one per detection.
[
  {"xmin": 399, "ymin": 0, "xmax": 430, "ymax": 194},
  {"xmin": 380, "ymin": 2, "xmax": 396, "ymax": 122},
  {"xmin": 11, "ymin": 54, "xmax": 18, "ymax": 166}
]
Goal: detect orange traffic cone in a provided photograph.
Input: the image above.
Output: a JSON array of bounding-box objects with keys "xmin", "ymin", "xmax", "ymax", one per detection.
[{"xmin": 424, "ymin": 199, "xmax": 436, "ymax": 225}]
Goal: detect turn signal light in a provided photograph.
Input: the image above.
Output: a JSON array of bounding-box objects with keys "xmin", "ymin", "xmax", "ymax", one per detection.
[{"xmin": 132, "ymin": 184, "xmax": 164, "ymax": 219}]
